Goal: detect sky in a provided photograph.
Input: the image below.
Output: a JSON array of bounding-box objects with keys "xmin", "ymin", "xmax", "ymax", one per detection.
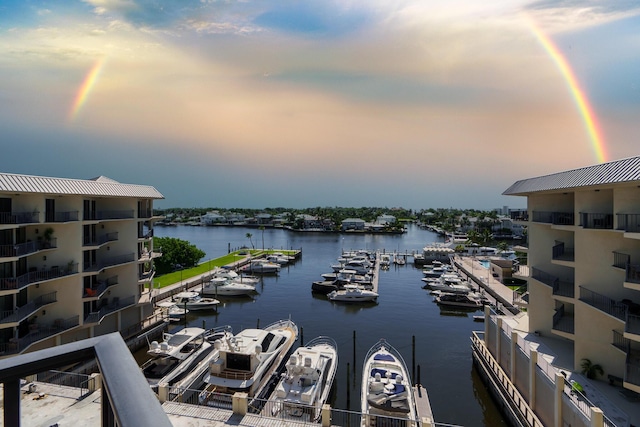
[{"xmin": 1, "ymin": 0, "xmax": 639, "ymax": 210}]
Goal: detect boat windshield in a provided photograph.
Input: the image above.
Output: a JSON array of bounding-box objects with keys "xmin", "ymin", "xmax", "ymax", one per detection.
[{"xmin": 167, "ymin": 334, "xmax": 193, "ymax": 347}]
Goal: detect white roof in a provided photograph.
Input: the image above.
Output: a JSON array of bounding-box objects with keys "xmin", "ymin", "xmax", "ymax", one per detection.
[{"xmin": 0, "ymin": 172, "xmax": 164, "ymax": 199}]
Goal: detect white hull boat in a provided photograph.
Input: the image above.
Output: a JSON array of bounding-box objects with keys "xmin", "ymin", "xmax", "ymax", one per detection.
[
  {"xmin": 173, "ymin": 291, "xmax": 220, "ymax": 311},
  {"xmin": 328, "ymin": 285, "xmax": 378, "ymax": 303},
  {"xmin": 435, "ymin": 292, "xmax": 483, "ymax": 308},
  {"xmin": 269, "ymin": 336, "xmax": 338, "ymax": 422},
  {"xmin": 201, "ymin": 277, "xmax": 256, "ymax": 297},
  {"xmin": 199, "ymin": 319, "xmax": 298, "ymax": 403},
  {"xmin": 361, "ymin": 339, "xmax": 417, "ymax": 426},
  {"xmin": 243, "ymin": 259, "xmax": 281, "ymax": 274},
  {"xmin": 212, "ymin": 268, "xmax": 260, "ymax": 285}
]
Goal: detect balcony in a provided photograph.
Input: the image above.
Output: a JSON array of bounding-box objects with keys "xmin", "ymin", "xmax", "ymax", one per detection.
[
  {"xmin": 83, "ymin": 275, "xmax": 118, "ymax": 299},
  {"xmin": 626, "ymin": 354, "xmax": 640, "ymax": 388},
  {"xmin": 84, "ymin": 253, "xmax": 135, "ymax": 272},
  {"xmin": 580, "ymin": 212, "xmax": 613, "ymax": 230},
  {"xmin": 617, "ymin": 213, "xmax": 640, "ymax": 233},
  {"xmin": 0, "ymin": 263, "xmax": 78, "ymax": 291},
  {"xmin": 83, "ymin": 210, "xmax": 134, "ymax": 221},
  {"xmin": 138, "ymin": 249, "xmax": 161, "ymax": 262},
  {"xmin": 82, "ymin": 232, "xmax": 119, "ymax": 247},
  {"xmin": 47, "ymin": 211, "xmax": 79, "ymax": 223},
  {"xmin": 509, "ymin": 209, "xmax": 528, "ymax": 221},
  {"xmin": 0, "ymin": 315, "xmax": 79, "ymax": 355},
  {"xmin": 552, "ymin": 304, "xmax": 574, "ymax": 334},
  {"xmin": 532, "ymin": 211, "xmax": 574, "ymax": 225},
  {"xmin": 531, "ymin": 267, "xmax": 574, "ymax": 298},
  {"xmin": 552, "ymin": 241, "xmax": 574, "ymax": 262},
  {"xmin": 0, "ymin": 211, "xmax": 39, "ymax": 225},
  {"xmin": 0, "ymin": 291, "xmax": 57, "ymax": 325},
  {"xmin": 613, "ymin": 251, "xmax": 631, "ymax": 270},
  {"xmin": 613, "ymin": 329, "xmax": 631, "ymax": 353},
  {"xmin": 579, "ymin": 286, "xmax": 628, "ymax": 321},
  {"xmin": 138, "ymin": 208, "xmax": 153, "ymax": 219},
  {"xmin": 138, "ymin": 229, "xmax": 154, "ymax": 239},
  {"xmin": 626, "ymin": 263, "xmax": 640, "ymax": 284},
  {"xmin": 0, "ymin": 239, "xmax": 56, "ymax": 259},
  {"xmin": 138, "ymin": 270, "xmax": 155, "ymax": 283},
  {"xmin": 84, "ymin": 295, "xmax": 135, "ymax": 324}
]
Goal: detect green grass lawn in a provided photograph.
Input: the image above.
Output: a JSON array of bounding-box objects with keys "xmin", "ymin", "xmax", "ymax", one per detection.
[{"xmin": 153, "ymin": 249, "xmax": 298, "ymax": 288}]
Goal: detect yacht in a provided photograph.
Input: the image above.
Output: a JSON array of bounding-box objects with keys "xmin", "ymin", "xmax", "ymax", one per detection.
[
  {"xmin": 327, "ymin": 284, "xmax": 378, "ymax": 303},
  {"xmin": 156, "ymin": 301, "xmax": 188, "ymax": 320},
  {"xmin": 201, "ymin": 277, "xmax": 256, "ymax": 297},
  {"xmin": 380, "ymin": 254, "xmax": 391, "ymax": 269},
  {"xmin": 212, "ymin": 268, "xmax": 260, "ymax": 285},
  {"xmin": 313, "ymin": 269, "xmax": 373, "ymax": 294},
  {"xmin": 142, "ymin": 327, "xmax": 213, "ymax": 389},
  {"xmin": 361, "ymin": 339, "xmax": 417, "ymax": 426},
  {"xmin": 199, "ymin": 319, "xmax": 298, "ymax": 403},
  {"xmin": 435, "ymin": 292, "xmax": 483, "ymax": 308},
  {"xmin": 242, "ymin": 259, "xmax": 281, "ymax": 274},
  {"xmin": 172, "ymin": 291, "xmax": 220, "ymax": 311},
  {"xmin": 269, "ymin": 336, "xmax": 338, "ymax": 422}
]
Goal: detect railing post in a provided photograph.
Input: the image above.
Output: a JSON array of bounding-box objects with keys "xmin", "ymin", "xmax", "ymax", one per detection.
[
  {"xmin": 529, "ymin": 350, "xmax": 537, "ymax": 410},
  {"xmin": 555, "ymin": 372, "xmax": 564, "ymax": 427},
  {"xmin": 88, "ymin": 373, "xmax": 102, "ymax": 393},
  {"xmin": 232, "ymin": 392, "xmax": 248, "ymax": 416},
  {"xmin": 496, "ymin": 318, "xmax": 502, "ymax": 365},
  {"xmin": 321, "ymin": 404, "xmax": 331, "ymax": 427},
  {"xmin": 590, "ymin": 407, "xmax": 604, "ymax": 427},
  {"xmin": 511, "ymin": 331, "xmax": 518, "ymax": 383},
  {"xmin": 157, "ymin": 383, "xmax": 169, "ymax": 403}
]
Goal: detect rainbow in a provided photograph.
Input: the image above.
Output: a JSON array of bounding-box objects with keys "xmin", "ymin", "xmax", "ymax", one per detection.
[
  {"xmin": 69, "ymin": 58, "xmax": 105, "ymax": 121},
  {"xmin": 527, "ymin": 18, "xmax": 607, "ymax": 163}
]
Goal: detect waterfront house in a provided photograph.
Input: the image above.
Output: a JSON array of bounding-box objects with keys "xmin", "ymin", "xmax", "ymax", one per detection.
[
  {"xmin": 201, "ymin": 211, "xmax": 226, "ymax": 225},
  {"xmin": 0, "ymin": 172, "xmax": 163, "ymax": 356},
  {"xmin": 376, "ymin": 214, "xmax": 396, "ymax": 225},
  {"xmin": 341, "ymin": 218, "xmax": 365, "ymax": 231}
]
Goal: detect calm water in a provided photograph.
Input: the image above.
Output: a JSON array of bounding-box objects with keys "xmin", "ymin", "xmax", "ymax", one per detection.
[{"xmin": 154, "ymin": 224, "xmax": 508, "ymax": 427}]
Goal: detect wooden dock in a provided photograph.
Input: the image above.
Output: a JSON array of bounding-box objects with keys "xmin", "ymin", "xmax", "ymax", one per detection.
[{"xmin": 413, "ymin": 384, "xmax": 435, "ymax": 425}]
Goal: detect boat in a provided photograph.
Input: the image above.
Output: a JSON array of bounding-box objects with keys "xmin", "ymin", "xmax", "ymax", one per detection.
[
  {"xmin": 201, "ymin": 277, "xmax": 256, "ymax": 297},
  {"xmin": 172, "ymin": 291, "xmax": 220, "ymax": 311},
  {"xmin": 313, "ymin": 269, "xmax": 373, "ymax": 294},
  {"xmin": 394, "ymin": 255, "xmax": 406, "ymax": 266},
  {"xmin": 199, "ymin": 318, "xmax": 298, "ymax": 403},
  {"xmin": 327, "ymin": 284, "xmax": 378, "ymax": 303},
  {"xmin": 435, "ymin": 292, "xmax": 483, "ymax": 308},
  {"xmin": 156, "ymin": 301, "xmax": 188, "ymax": 320},
  {"xmin": 268, "ymin": 336, "xmax": 338, "ymax": 422},
  {"xmin": 243, "ymin": 259, "xmax": 281, "ymax": 274},
  {"xmin": 361, "ymin": 339, "xmax": 417, "ymax": 426},
  {"xmin": 380, "ymin": 254, "xmax": 391, "ymax": 269},
  {"xmin": 142, "ymin": 327, "xmax": 216, "ymax": 389},
  {"xmin": 212, "ymin": 268, "xmax": 260, "ymax": 285}
]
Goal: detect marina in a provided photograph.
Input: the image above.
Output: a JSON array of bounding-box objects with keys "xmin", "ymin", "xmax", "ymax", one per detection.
[{"xmin": 147, "ymin": 223, "xmax": 508, "ymax": 427}]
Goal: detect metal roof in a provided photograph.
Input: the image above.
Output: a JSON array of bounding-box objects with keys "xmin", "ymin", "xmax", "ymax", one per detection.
[
  {"xmin": 503, "ymin": 156, "xmax": 640, "ymax": 196},
  {"xmin": 0, "ymin": 172, "xmax": 164, "ymax": 199}
]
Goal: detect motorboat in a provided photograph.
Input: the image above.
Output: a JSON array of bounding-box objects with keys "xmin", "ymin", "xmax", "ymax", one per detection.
[
  {"xmin": 313, "ymin": 269, "xmax": 373, "ymax": 294},
  {"xmin": 394, "ymin": 256, "xmax": 406, "ymax": 266},
  {"xmin": 142, "ymin": 327, "xmax": 214, "ymax": 389},
  {"xmin": 242, "ymin": 259, "xmax": 281, "ymax": 274},
  {"xmin": 265, "ymin": 254, "xmax": 290, "ymax": 265},
  {"xmin": 212, "ymin": 268, "xmax": 260, "ymax": 285},
  {"xmin": 435, "ymin": 292, "xmax": 483, "ymax": 308},
  {"xmin": 422, "ymin": 265, "xmax": 449, "ymax": 278},
  {"xmin": 199, "ymin": 318, "xmax": 298, "ymax": 403},
  {"xmin": 361, "ymin": 339, "xmax": 417, "ymax": 426},
  {"xmin": 269, "ymin": 336, "xmax": 338, "ymax": 422},
  {"xmin": 172, "ymin": 291, "xmax": 220, "ymax": 311},
  {"xmin": 380, "ymin": 254, "xmax": 391, "ymax": 269},
  {"xmin": 327, "ymin": 284, "xmax": 378, "ymax": 303},
  {"xmin": 156, "ymin": 301, "xmax": 188, "ymax": 320},
  {"xmin": 201, "ymin": 277, "xmax": 256, "ymax": 297}
]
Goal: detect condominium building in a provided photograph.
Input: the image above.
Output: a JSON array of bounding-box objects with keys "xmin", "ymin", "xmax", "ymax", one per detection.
[
  {"xmin": 504, "ymin": 156, "xmax": 640, "ymax": 393},
  {"xmin": 0, "ymin": 173, "xmax": 164, "ymax": 356}
]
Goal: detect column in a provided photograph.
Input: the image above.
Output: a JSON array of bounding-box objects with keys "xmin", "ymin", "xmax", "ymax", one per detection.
[
  {"xmin": 232, "ymin": 392, "xmax": 248, "ymax": 416},
  {"xmin": 590, "ymin": 407, "xmax": 604, "ymax": 427},
  {"xmin": 529, "ymin": 350, "xmax": 537, "ymax": 409},
  {"xmin": 496, "ymin": 318, "xmax": 503, "ymax": 365},
  {"xmin": 555, "ymin": 372, "xmax": 564, "ymax": 427},
  {"xmin": 511, "ymin": 331, "xmax": 518, "ymax": 382}
]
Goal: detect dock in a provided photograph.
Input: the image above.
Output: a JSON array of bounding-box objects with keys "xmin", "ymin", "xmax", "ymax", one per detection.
[{"xmin": 413, "ymin": 385, "xmax": 435, "ymax": 425}]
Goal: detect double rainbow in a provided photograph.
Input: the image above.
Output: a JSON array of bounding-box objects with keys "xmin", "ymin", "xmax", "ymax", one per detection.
[
  {"xmin": 527, "ymin": 18, "xmax": 607, "ymax": 163},
  {"xmin": 68, "ymin": 58, "xmax": 105, "ymax": 121}
]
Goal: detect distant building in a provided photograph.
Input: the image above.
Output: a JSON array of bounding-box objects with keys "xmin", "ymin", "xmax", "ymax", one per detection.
[
  {"xmin": 341, "ymin": 218, "xmax": 365, "ymax": 231},
  {"xmin": 0, "ymin": 172, "xmax": 163, "ymax": 356},
  {"xmin": 201, "ymin": 211, "xmax": 226, "ymax": 225},
  {"xmin": 376, "ymin": 214, "xmax": 396, "ymax": 225}
]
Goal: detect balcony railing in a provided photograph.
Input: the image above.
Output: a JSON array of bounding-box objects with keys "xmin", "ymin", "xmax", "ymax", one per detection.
[
  {"xmin": 0, "ymin": 315, "xmax": 79, "ymax": 355},
  {"xmin": 0, "ymin": 291, "xmax": 58, "ymax": 324},
  {"xmin": 0, "ymin": 211, "xmax": 39, "ymax": 225},
  {"xmin": 613, "ymin": 251, "xmax": 631, "ymax": 270},
  {"xmin": 510, "ymin": 210, "xmax": 529, "ymax": 221},
  {"xmin": 49, "ymin": 211, "xmax": 79, "ymax": 222},
  {"xmin": 579, "ymin": 286, "xmax": 628, "ymax": 321},
  {"xmin": 627, "ymin": 313, "xmax": 640, "ymax": 336},
  {"xmin": 84, "ymin": 253, "xmax": 135, "ymax": 272},
  {"xmin": 580, "ymin": 212, "xmax": 613, "ymax": 229},
  {"xmin": 0, "ymin": 263, "xmax": 78, "ymax": 291},
  {"xmin": 83, "ymin": 232, "xmax": 119, "ymax": 247},
  {"xmin": 617, "ymin": 213, "xmax": 640, "ymax": 233},
  {"xmin": 532, "ymin": 211, "xmax": 574, "ymax": 225},
  {"xmin": 613, "ymin": 330, "xmax": 630, "ymax": 353},
  {"xmin": 552, "ymin": 304, "xmax": 574, "ymax": 334},
  {"xmin": 83, "ymin": 275, "xmax": 119, "ymax": 298},
  {"xmin": 552, "ymin": 242, "xmax": 574, "ymax": 261},
  {"xmin": 138, "ymin": 229, "xmax": 154, "ymax": 239},
  {"xmin": 138, "ymin": 209, "xmax": 152, "ymax": 219},
  {"xmin": 84, "ymin": 295, "xmax": 135, "ymax": 324},
  {"xmin": 626, "ymin": 263, "xmax": 640, "ymax": 284},
  {"xmin": 84, "ymin": 210, "xmax": 134, "ymax": 220},
  {"xmin": 626, "ymin": 357, "xmax": 640, "ymax": 388}
]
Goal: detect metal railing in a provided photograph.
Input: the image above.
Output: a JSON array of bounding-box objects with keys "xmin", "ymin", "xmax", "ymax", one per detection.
[
  {"xmin": 626, "ymin": 263, "xmax": 640, "ymax": 284},
  {"xmin": 552, "ymin": 242, "xmax": 574, "ymax": 261},
  {"xmin": 83, "ymin": 275, "xmax": 119, "ymax": 298},
  {"xmin": 0, "ymin": 240, "xmax": 49, "ymax": 258},
  {"xmin": 138, "ymin": 229, "xmax": 154, "ymax": 239},
  {"xmin": 531, "ymin": 267, "xmax": 557, "ymax": 289},
  {"xmin": 552, "ymin": 305, "xmax": 575, "ymax": 334},
  {"xmin": 613, "ymin": 252, "xmax": 631, "ymax": 270},
  {"xmin": 532, "ymin": 211, "xmax": 574, "ymax": 225},
  {"xmin": 579, "ymin": 286, "xmax": 627, "ymax": 321},
  {"xmin": 84, "ymin": 295, "xmax": 135, "ymax": 324},
  {"xmin": 0, "ymin": 262, "xmax": 78, "ymax": 291},
  {"xmin": 580, "ymin": 212, "xmax": 614, "ymax": 229},
  {"xmin": 0, "ymin": 315, "xmax": 80, "ymax": 355},
  {"xmin": 612, "ymin": 330, "xmax": 630, "ymax": 353},
  {"xmin": 616, "ymin": 213, "xmax": 640, "ymax": 233},
  {"xmin": 84, "ymin": 209, "xmax": 134, "ymax": 220},
  {"xmin": 625, "ymin": 313, "xmax": 640, "ymax": 335},
  {"xmin": 0, "ymin": 211, "xmax": 39, "ymax": 224},
  {"xmin": 83, "ymin": 232, "xmax": 119, "ymax": 246},
  {"xmin": 625, "ymin": 357, "xmax": 640, "ymax": 388},
  {"xmin": 50, "ymin": 211, "xmax": 79, "ymax": 222},
  {"xmin": 509, "ymin": 210, "xmax": 529, "ymax": 221},
  {"xmin": 0, "ymin": 291, "xmax": 57, "ymax": 324},
  {"xmin": 36, "ymin": 370, "xmax": 91, "ymax": 398},
  {"xmin": 139, "ymin": 209, "xmax": 153, "ymax": 219},
  {"xmin": 167, "ymin": 386, "xmax": 233, "ymax": 409}
]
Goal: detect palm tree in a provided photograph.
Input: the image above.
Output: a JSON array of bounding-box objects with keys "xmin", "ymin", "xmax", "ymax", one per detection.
[
  {"xmin": 580, "ymin": 358, "xmax": 604, "ymax": 379},
  {"xmin": 245, "ymin": 232, "xmax": 254, "ymax": 249},
  {"xmin": 259, "ymin": 226, "xmax": 265, "ymax": 250}
]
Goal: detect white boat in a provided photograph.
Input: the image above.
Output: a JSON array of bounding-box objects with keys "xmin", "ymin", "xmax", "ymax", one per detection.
[
  {"xmin": 394, "ymin": 256, "xmax": 406, "ymax": 266},
  {"xmin": 173, "ymin": 291, "xmax": 220, "ymax": 311},
  {"xmin": 243, "ymin": 259, "xmax": 281, "ymax": 274},
  {"xmin": 361, "ymin": 339, "xmax": 417, "ymax": 426},
  {"xmin": 142, "ymin": 327, "xmax": 213, "ymax": 389},
  {"xmin": 422, "ymin": 265, "xmax": 449, "ymax": 278},
  {"xmin": 201, "ymin": 277, "xmax": 256, "ymax": 297},
  {"xmin": 380, "ymin": 254, "xmax": 391, "ymax": 268},
  {"xmin": 327, "ymin": 284, "xmax": 378, "ymax": 303},
  {"xmin": 199, "ymin": 319, "xmax": 298, "ymax": 402},
  {"xmin": 269, "ymin": 336, "xmax": 338, "ymax": 422},
  {"xmin": 212, "ymin": 268, "xmax": 260, "ymax": 285},
  {"xmin": 435, "ymin": 292, "xmax": 483, "ymax": 308},
  {"xmin": 156, "ymin": 301, "xmax": 189, "ymax": 320}
]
